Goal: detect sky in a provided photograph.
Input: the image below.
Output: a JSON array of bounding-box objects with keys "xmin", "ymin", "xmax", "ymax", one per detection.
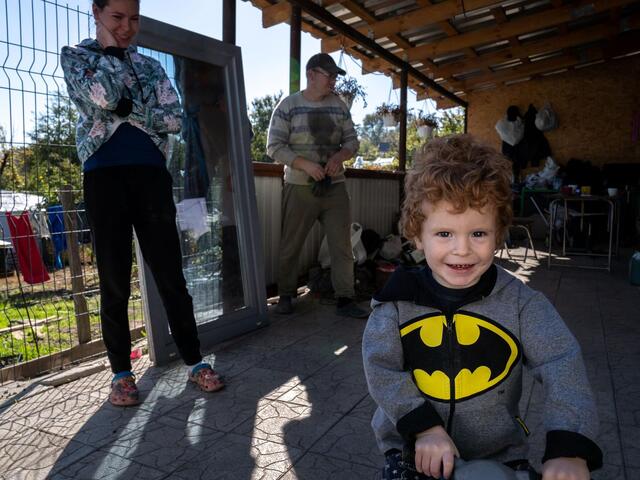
[{"xmin": 0, "ymin": 0, "xmax": 441, "ymax": 142}]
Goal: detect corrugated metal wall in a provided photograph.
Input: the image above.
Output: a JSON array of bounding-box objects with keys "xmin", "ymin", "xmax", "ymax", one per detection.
[{"xmin": 254, "ymin": 175, "xmax": 401, "ymax": 286}]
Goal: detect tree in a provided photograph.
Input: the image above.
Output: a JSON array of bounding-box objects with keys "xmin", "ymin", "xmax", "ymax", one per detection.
[
  {"xmin": 438, "ymin": 107, "xmax": 465, "ymax": 136},
  {"xmin": 248, "ymin": 91, "xmax": 283, "ymax": 163},
  {"xmin": 0, "ymin": 93, "xmax": 82, "ymax": 204}
]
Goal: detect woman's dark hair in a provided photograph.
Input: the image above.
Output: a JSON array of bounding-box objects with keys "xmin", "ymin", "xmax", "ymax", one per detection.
[{"xmin": 93, "ymin": 0, "xmax": 139, "ymax": 8}]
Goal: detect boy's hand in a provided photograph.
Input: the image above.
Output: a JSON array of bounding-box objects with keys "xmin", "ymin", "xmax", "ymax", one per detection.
[
  {"xmin": 414, "ymin": 425, "xmax": 459, "ymax": 479},
  {"xmin": 541, "ymin": 457, "xmax": 589, "ymax": 480}
]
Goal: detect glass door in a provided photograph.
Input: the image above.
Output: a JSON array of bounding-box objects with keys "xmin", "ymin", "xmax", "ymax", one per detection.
[{"xmin": 136, "ymin": 18, "xmax": 268, "ymax": 366}]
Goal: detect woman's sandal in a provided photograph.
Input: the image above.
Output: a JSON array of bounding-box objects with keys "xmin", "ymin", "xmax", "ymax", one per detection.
[
  {"xmin": 109, "ymin": 373, "xmax": 140, "ymax": 406},
  {"xmin": 188, "ymin": 363, "xmax": 225, "ymax": 392}
]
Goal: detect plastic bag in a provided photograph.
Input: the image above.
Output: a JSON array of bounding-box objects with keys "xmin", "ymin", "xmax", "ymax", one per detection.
[
  {"xmin": 535, "ymin": 101, "xmax": 558, "ymax": 132},
  {"xmin": 495, "ymin": 116, "xmax": 524, "ymax": 146},
  {"xmin": 318, "ymin": 222, "xmax": 367, "ymax": 268},
  {"xmin": 379, "ymin": 234, "xmax": 403, "ymax": 261},
  {"xmin": 524, "ymin": 156, "xmax": 559, "ymax": 188}
]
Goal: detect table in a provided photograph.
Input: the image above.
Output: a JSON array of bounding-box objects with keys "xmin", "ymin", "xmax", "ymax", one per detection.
[{"xmin": 547, "ymin": 195, "xmax": 616, "ymax": 271}]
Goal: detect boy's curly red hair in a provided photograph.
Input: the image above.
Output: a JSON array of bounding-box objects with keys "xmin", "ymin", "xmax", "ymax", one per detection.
[{"xmin": 401, "ymin": 134, "xmax": 513, "ymax": 246}]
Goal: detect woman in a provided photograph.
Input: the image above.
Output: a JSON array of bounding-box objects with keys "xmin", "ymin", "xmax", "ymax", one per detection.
[{"xmin": 61, "ymin": 0, "xmax": 224, "ymax": 406}]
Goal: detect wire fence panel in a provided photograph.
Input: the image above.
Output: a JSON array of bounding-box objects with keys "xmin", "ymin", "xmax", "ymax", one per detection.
[{"xmin": 0, "ymin": 0, "xmax": 145, "ymax": 382}]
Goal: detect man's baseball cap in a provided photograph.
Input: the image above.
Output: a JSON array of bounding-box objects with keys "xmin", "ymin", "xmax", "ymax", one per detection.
[{"xmin": 306, "ymin": 53, "xmax": 346, "ymax": 75}]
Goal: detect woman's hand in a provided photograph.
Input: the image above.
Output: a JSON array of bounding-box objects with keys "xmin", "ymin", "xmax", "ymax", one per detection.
[
  {"xmin": 414, "ymin": 425, "xmax": 460, "ymax": 479},
  {"xmin": 542, "ymin": 457, "xmax": 589, "ymax": 480},
  {"xmin": 96, "ymin": 20, "xmax": 118, "ymax": 49}
]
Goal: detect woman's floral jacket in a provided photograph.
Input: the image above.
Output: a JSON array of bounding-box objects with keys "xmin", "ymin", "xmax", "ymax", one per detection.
[{"xmin": 61, "ymin": 38, "xmax": 182, "ymax": 164}]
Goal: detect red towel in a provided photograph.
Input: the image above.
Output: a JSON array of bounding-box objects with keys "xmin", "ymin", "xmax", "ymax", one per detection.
[{"xmin": 6, "ymin": 211, "xmax": 50, "ymax": 284}]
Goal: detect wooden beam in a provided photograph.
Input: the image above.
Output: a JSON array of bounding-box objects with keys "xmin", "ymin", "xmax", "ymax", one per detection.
[
  {"xmin": 321, "ymin": 0, "xmax": 502, "ymax": 53},
  {"xmin": 262, "ymin": 1, "xmax": 291, "ymax": 28},
  {"xmin": 434, "ymin": 14, "xmax": 640, "ymax": 79},
  {"xmin": 339, "ymin": 0, "xmax": 414, "ymax": 51},
  {"xmin": 405, "ymin": 0, "xmax": 637, "ymax": 62},
  {"xmin": 461, "ymin": 30, "xmax": 640, "ymax": 90},
  {"xmin": 287, "ymin": 0, "xmax": 467, "ymax": 106}
]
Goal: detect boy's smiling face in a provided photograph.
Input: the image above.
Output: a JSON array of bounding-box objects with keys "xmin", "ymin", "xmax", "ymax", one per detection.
[{"xmin": 415, "ymin": 200, "xmax": 498, "ymax": 289}]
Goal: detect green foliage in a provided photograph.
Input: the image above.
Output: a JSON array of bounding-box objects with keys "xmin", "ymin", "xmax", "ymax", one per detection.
[
  {"xmin": 334, "ymin": 76, "xmax": 367, "ymax": 108},
  {"xmin": 375, "ymin": 103, "xmax": 402, "ymax": 118},
  {"xmin": 248, "ymin": 91, "xmax": 283, "ymax": 163},
  {"xmin": 0, "ymin": 94, "xmax": 81, "ymax": 204},
  {"xmin": 438, "ymin": 107, "xmax": 466, "ymax": 136},
  {"xmin": 414, "ymin": 110, "xmax": 438, "ymax": 127}
]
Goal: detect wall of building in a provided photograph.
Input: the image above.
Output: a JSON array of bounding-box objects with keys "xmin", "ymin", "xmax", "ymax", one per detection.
[{"xmin": 467, "ymin": 55, "xmax": 640, "ymax": 167}]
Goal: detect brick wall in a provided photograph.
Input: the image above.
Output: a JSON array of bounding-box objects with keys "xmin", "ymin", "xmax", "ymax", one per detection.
[{"xmin": 467, "ymin": 55, "xmax": 640, "ymax": 167}]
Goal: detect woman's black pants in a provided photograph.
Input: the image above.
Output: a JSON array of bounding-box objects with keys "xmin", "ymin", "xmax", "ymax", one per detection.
[{"xmin": 84, "ymin": 166, "xmax": 202, "ymax": 374}]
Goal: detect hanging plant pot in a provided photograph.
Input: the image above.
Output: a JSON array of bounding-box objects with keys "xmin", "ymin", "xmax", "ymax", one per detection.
[
  {"xmin": 382, "ymin": 113, "xmax": 397, "ymax": 127},
  {"xmin": 417, "ymin": 125, "xmax": 434, "ymax": 139},
  {"xmin": 339, "ymin": 94, "xmax": 354, "ymax": 110}
]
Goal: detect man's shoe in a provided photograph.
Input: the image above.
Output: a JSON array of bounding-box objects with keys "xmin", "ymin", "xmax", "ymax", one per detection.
[
  {"xmin": 275, "ymin": 295, "xmax": 293, "ymax": 314},
  {"xmin": 336, "ymin": 301, "xmax": 370, "ymax": 319}
]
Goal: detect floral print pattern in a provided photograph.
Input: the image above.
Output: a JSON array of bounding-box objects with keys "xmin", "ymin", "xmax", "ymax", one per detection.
[{"xmin": 61, "ymin": 38, "xmax": 182, "ymax": 164}]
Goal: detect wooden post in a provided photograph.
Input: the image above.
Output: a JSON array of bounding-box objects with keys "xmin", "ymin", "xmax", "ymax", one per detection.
[
  {"xmin": 223, "ymin": 0, "xmax": 236, "ymax": 45},
  {"xmin": 290, "ymin": 5, "xmax": 301, "ymax": 94},
  {"xmin": 398, "ymin": 65, "xmax": 408, "ymax": 172},
  {"xmin": 59, "ymin": 187, "xmax": 91, "ymax": 344}
]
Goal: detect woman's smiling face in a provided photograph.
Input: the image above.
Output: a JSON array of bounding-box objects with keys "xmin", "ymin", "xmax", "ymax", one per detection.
[{"xmin": 93, "ymin": 0, "xmax": 140, "ymax": 48}]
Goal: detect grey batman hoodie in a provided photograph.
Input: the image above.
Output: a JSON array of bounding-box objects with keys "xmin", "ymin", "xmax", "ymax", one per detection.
[{"xmin": 362, "ymin": 264, "xmax": 602, "ymax": 470}]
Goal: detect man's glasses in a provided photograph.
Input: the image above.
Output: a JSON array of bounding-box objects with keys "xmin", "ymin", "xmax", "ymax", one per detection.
[{"xmin": 314, "ymin": 68, "xmax": 338, "ymax": 81}]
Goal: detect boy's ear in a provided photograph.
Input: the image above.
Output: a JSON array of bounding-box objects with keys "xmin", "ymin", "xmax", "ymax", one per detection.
[{"xmin": 414, "ymin": 237, "xmax": 423, "ymax": 250}]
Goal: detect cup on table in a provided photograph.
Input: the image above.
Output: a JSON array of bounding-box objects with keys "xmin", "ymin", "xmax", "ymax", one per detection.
[
  {"xmin": 568, "ymin": 184, "xmax": 578, "ymax": 195},
  {"xmin": 607, "ymin": 188, "xmax": 618, "ymax": 197},
  {"xmin": 581, "ymin": 186, "xmax": 591, "ymax": 196}
]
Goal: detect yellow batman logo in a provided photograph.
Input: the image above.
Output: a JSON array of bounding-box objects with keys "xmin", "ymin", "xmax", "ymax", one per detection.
[{"xmin": 400, "ymin": 312, "xmax": 520, "ymax": 401}]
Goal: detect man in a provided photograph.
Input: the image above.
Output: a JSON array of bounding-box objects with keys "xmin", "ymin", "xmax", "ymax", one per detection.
[{"xmin": 267, "ymin": 53, "xmax": 368, "ymax": 318}]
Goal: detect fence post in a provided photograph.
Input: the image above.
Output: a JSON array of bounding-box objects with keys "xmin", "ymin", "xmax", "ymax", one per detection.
[{"xmin": 59, "ymin": 187, "xmax": 91, "ymax": 344}]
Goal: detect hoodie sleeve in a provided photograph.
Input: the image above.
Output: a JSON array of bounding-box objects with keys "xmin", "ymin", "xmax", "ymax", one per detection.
[
  {"xmin": 362, "ymin": 301, "xmax": 444, "ymax": 445},
  {"xmin": 519, "ymin": 291, "xmax": 602, "ymax": 471},
  {"xmin": 60, "ymin": 45, "xmax": 127, "ymax": 111},
  {"xmin": 128, "ymin": 58, "xmax": 182, "ymax": 135}
]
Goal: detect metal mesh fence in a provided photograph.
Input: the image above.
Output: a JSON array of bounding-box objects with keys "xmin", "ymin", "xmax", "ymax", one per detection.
[{"xmin": 0, "ymin": 0, "xmax": 146, "ymax": 382}]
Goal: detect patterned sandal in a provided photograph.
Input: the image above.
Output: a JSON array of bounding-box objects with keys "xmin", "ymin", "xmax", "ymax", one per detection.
[
  {"xmin": 109, "ymin": 372, "xmax": 140, "ymax": 406},
  {"xmin": 188, "ymin": 363, "xmax": 225, "ymax": 392}
]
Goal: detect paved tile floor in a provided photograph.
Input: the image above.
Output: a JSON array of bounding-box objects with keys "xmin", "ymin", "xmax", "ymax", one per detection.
[{"xmin": 0, "ymin": 249, "xmax": 639, "ymax": 479}]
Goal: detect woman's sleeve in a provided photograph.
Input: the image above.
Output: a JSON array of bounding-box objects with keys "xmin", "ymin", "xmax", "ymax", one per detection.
[
  {"xmin": 129, "ymin": 59, "xmax": 182, "ymax": 135},
  {"xmin": 60, "ymin": 46, "xmax": 126, "ymax": 111}
]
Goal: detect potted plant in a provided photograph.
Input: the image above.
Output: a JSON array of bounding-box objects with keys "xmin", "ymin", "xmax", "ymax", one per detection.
[
  {"xmin": 333, "ymin": 76, "xmax": 367, "ymax": 110},
  {"xmin": 376, "ymin": 103, "xmax": 402, "ymax": 127},
  {"xmin": 414, "ymin": 111, "xmax": 438, "ymax": 139}
]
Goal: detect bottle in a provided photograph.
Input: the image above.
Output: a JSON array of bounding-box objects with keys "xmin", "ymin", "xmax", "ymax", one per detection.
[{"xmin": 630, "ymin": 251, "xmax": 640, "ymax": 286}]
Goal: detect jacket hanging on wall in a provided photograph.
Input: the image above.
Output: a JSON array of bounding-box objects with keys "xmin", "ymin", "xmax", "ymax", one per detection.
[{"xmin": 518, "ymin": 104, "xmax": 551, "ymax": 168}]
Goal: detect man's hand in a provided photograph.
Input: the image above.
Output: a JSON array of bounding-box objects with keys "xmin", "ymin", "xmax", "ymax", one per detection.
[
  {"xmin": 292, "ymin": 157, "xmax": 325, "ymax": 181},
  {"xmin": 542, "ymin": 457, "xmax": 589, "ymax": 480},
  {"xmin": 324, "ymin": 154, "xmax": 344, "ymax": 177},
  {"xmin": 96, "ymin": 20, "xmax": 118, "ymax": 49},
  {"xmin": 414, "ymin": 425, "xmax": 459, "ymax": 480}
]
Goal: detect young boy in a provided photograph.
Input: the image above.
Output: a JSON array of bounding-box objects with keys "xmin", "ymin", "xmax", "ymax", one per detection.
[{"xmin": 362, "ymin": 135, "xmax": 602, "ymax": 480}]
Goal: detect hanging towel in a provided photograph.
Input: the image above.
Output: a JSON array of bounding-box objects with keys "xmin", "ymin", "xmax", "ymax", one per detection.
[
  {"xmin": 47, "ymin": 205, "xmax": 67, "ymax": 269},
  {"xmin": 6, "ymin": 211, "xmax": 50, "ymax": 284}
]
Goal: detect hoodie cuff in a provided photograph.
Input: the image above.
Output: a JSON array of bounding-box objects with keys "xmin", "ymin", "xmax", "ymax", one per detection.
[
  {"xmin": 542, "ymin": 430, "xmax": 603, "ymax": 471},
  {"xmin": 396, "ymin": 402, "xmax": 444, "ymax": 445},
  {"xmin": 104, "ymin": 47, "xmax": 126, "ymax": 60}
]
